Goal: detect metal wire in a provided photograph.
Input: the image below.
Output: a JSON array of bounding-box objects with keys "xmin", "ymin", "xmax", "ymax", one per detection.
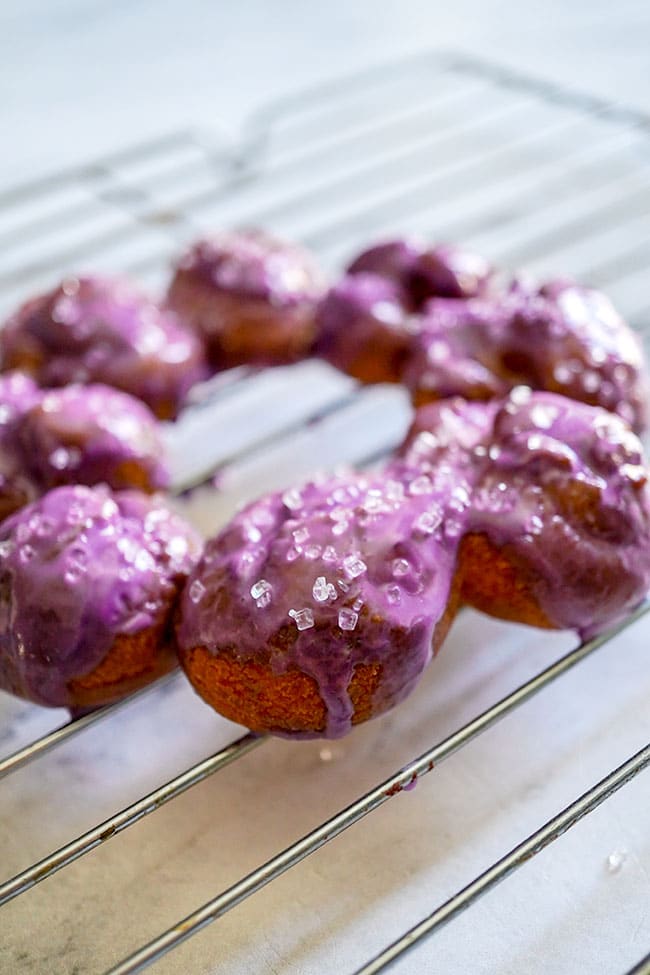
[
  {"xmin": 0, "ymin": 732, "xmax": 263, "ymax": 907},
  {"xmin": 626, "ymin": 952, "xmax": 650, "ymax": 975},
  {"xmin": 0, "ymin": 673, "xmax": 176, "ymax": 781},
  {"xmin": 102, "ymin": 601, "xmax": 650, "ymax": 975},
  {"xmin": 351, "ymin": 741, "xmax": 650, "ymax": 975}
]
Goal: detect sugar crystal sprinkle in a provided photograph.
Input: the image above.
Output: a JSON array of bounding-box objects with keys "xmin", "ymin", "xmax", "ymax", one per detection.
[
  {"xmin": 409, "ymin": 475, "xmax": 432, "ymax": 496},
  {"xmin": 386, "ymin": 585, "xmax": 402, "ymax": 605},
  {"xmin": 251, "ymin": 579, "xmax": 272, "ymax": 600},
  {"xmin": 413, "ymin": 511, "xmax": 440, "ymax": 537},
  {"xmin": 282, "ymin": 489, "xmax": 302, "ymax": 511},
  {"xmin": 393, "ymin": 558, "xmax": 409, "ymax": 577},
  {"xmin": 189, "ymin": 580, "xmax": 206, "ymax": 604},
  {"xmin": 343, "ymin": 554, "xmax": 367, "ymax": 579},
  {"xmin": 338, "ymin": 608, "xmax": 358, "ymax": 631},
  {"xmin": 312, "ymin": 576, "xmax": 331, "ymax": 602},
  {"xmin": 288, "ymin": 607, "xmax": 314, "ymax": 630}
]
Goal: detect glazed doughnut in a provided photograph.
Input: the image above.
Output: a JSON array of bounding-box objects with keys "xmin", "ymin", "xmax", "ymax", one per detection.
[
  {"xmin": 315, "ymin": 238, "xmax": 493, "ymax": 383},
  {"xmin": 347, "ymin": 237, "xmax": 494, "ymax": 303},
  {"xmin": 0, "ymin": 485, "xmax": 202, "ymax": 709},
  {"xmin": 176, "ymin": 469, "xmax": 466, "ymax": 738},
  {"xmin": 406, "ymin": 278, "xmax": 649, "ymax": 431},
  {"xmin": 314, "ymin": 273, "xmax": 415, "ymax": 384},
  {"xmin": 454, "ymin": 388, "xmax": 650, "ymax": 635},
  {"xmin": 12, "ymin": 384, "xmax": 169, "ymax": 495},
  {"xmin": 167, "ymin": 229, "xmax": 326, "ymax": 370},
  {"xmin": 0, "ymin": 275, "xmax": 208, "ymax": 419}
]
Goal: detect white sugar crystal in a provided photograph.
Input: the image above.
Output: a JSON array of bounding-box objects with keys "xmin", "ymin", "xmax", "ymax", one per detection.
[
  {"xmin": 352, "ymin": 597, "xmax": 364, "ymax": 612},
  {"xmin": 292, "ymin": 526, "xmax": 309, "ymax": 545},
  {"xmin": 409, "ymin": 475, "xmax": 432, "ymax": 496},
  {"xmin": 414, "ymin": 511, "xmax": 440, "ymax": 536},
  {"xmin": 19, "ymin": 544, "xmax": 35, "ymax": 563},
  {"xmin": 0, "ymin": 540, "xmax": 13, "ymax": 558},
  {"xmin": 189, "ymin": 580, "xmax": 206, "ymax": 604},
  {"xmin": 337, "ymin": 578, "xmax": 350, "ymax": 592},
  {"xmin": 322, "ymin": 545, "xmax": 337, "ymax": 562},
  {"xmin": 343, "ymin": 554, "xmax": 367, "ymax": 579},
  {"xmin": 250, "ymin": 579, "xmax": 272, "ymax": 601},
  {"xmin": 385, "ymin": 480, "xmax": 405, "ymax": 502},
  {"xmin": 312, "ymin": 576, "xmax": 330, "ymax": 602},
  {"xmin": 332, "ymin": 521, "xmax": 348, "ymax": 536},
  {"xmin": 444, "ymin": 518, "xmax": 463, "ymax": 539},
  {"xmin": 386, "ymin": 585, "xmax": 402, "ymax": 605},
  {"xmin": 392, "ymin": 558, "xmax": 409, "ymax": 577},
  {"xmin": 288, "ymin": 607, "xmax": 314, "ymax": 631},
  {"xmin": 304, "ymin": 544, "xmax": 322, "ymax": 560},
  {"xmin": 338, "ymin": 608, "xmax": 358, "ymax": 631},
  {"xmin": 330, "ymin": 507, "xmax": 348, "ymax": 522},
  {"xmin": 282, "ymin": 488, "xmax": 302, "ymax": 511},
  {"xmin": 246, "ymin": 525, "xmax": 262, "ymax": 543},
  {"xmin": 332, "ymin": 487, "xmax": 351, "ymax": 503}
]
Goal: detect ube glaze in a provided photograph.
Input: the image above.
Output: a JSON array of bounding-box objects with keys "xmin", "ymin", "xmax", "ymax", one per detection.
[
  {"xmin": 13, "ymin": 384, "xmax": 169, "ymax": 494},
  {"xmin": 1, "ymin": 275, "xmax": 208, "ymax": 419},
  {"xmin": 0, "ymin": 485, "xmax": 202, "ymax": 707},
  {"xmin": 167, "ymin": 229, "xmax": 326, "ymax": 369},
  {"xmin": 463, "ymin": 389, "xmax": 650, "ymax": 634},
  {"xmin": 406, "ymin": 280, "xmax": 649, "ymax": 431},
  {"xmin": 347, "ymin": 237, "xmax": 494, "ymax": 303}
]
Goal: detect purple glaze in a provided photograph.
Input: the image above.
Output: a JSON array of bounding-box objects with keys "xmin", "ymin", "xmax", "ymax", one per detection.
[
  {"xmin": 1, "ymin": 276, "xmax": 208, "ymax": 418},
  {"xmin": 410, "ymin": 244, "xmax": 494, "ymax": 302},
  {"xmin": 0, "ymin": 485, "xmax": 202, "ymax": 707},
  {"xmin": 466, "ymin": 388, "xmax": 650, "ymax": 634},
  {"xmin": 405, "ymin": 281, "xmax": 649, "ymax": 431},
  {"xmin": 178, "ymin": 469, "xmax": 466, "ymax": 739},
  {"xmin": 0, "ymin": 372, "xmax": 40, "ymax": 428},
  {"xmin": 0, "ymin": 373, "xmax": 42, "ymax": 520},
  {"xmin": 347, "ymin": 238, "xmax": 423, "ymax": 294},
  {"xmin": 347, "ymin": 238, "xmax": 494, "ymax": 305},
  {"xmin": 314, "ymin": 273, "xmax": 415, "ymax": 380},
  {"xmin": 395, "ymin": 397, "xmax": 498, "ymax": 478},
  {"xmin": 12, "ymin": 384, "xmax": 170, "ymax": 493},
  {"xmin": 171, "ymin": 229, "xmax": 325, "ymax": 307}
]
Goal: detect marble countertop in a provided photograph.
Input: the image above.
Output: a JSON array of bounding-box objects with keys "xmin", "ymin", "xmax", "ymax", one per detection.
[{"xmin": 1, "ymin": 2, "xmax": 650, "ymax": 973}]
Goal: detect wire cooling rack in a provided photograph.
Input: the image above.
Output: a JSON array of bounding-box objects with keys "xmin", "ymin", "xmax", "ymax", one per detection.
[{"xmin": 1, "ymin": 51, "xmax": 650, "ymax": 975}]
